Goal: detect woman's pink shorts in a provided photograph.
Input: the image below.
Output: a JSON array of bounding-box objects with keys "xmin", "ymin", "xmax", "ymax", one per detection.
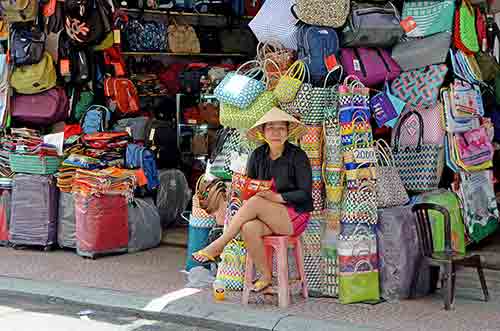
[{"xmin": 287, "ymin": 206, "xmax": 311, "ymax": 236}]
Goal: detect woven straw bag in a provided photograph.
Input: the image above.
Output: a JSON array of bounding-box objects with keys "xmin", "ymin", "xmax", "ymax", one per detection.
[
  {"xmin": 167, "ymin": 20, "xmax": 200, "ymax": 53},
  {"xmin": 374, "ymin": 139, "xmax": 409, "ymax": 208},
  {"xmin": 273, "ymin": 60, "xmax": 306, "ymax": 103},
  {"xmin": 293, "ymin": 0, "xmax": 349, "ymax": 28},
  {"xmin": 257, "ymin": 40, "xmax": 296, "ymax": 89}
]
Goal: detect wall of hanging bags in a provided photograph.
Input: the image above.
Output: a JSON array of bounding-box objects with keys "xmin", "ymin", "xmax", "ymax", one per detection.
[{"xmin": 206, "ymin": 0, "xmax": 500, "ymax": 303}]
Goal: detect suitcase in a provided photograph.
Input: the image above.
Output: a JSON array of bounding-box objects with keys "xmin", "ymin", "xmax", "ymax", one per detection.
[
  {"xmin": 57, "ymin": 192, "xmax": 76, "ymax": 249},
  {"xmin": 128, "ymin": 197, "xmax": 162, "ymax": 253},
  {"xmin": 9, "ymin": 175, "xmax": 58, "ymax": 249},
  {"xmin": 75, "ymin": 193, "xmax": 129, "ymax": 258},
  {"xmin": 377, "ymin": 205, "xmax": 434, "ymax": 300},
  {"xmin": 0, "ymin": 189, "xmax": 12, "ymax": 246}
]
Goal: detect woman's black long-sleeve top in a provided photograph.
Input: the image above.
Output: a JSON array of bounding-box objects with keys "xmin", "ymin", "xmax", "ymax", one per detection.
[{"xmin": 246, "ymin": 141, "xmax": 313, "ymax": 213}]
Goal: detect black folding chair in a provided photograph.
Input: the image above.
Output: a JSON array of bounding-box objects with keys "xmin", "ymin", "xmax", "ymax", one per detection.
[{"xmin": 411, "ymin": 203, "xmax": 489, "ymax": 310}]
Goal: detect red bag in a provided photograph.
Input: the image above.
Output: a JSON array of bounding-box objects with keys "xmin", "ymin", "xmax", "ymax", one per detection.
[
  {"xmin": 245, "ymin": 0, "xmax": 263, "ymax": 17},
  {"xmin": 159, "ymin": 63, "xmax": 185, "ymax": 95},
  {"xmin": 476, "ymin": 8, "xmax": 488, "ymax": 52},
  {"xmin": 104, "ymin": 78, "xmax": 140, "ymax": 114},
  {"xmin": 231, "ymin": 173, "xmax": 273, "ymax": 201}
]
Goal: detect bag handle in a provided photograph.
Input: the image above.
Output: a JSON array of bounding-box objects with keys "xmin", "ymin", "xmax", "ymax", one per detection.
[
  {"xmin": 393, "ymin": 110, "xmax": 425, "ymax": 153},
  {"xmin": 354, "ymin": 259, "xmax": 373, "ymax": 273},
  {"xmin": 284, "ymin": 60, "xmax": 306, "ymax": 81},
  {"xmin": 323, "ymin": 65, "xmax": 344, "ymax": 88},
  {"xmin": 349, "ymin": 222, "xmax": 374, "ymax": 241},
  {"xmin": 235, "ymin": 60, "xmax": 263, "ymax": 77},
  {"xmin": 374, "ymin": 139, "xmax": 394, "ymax": 167}
]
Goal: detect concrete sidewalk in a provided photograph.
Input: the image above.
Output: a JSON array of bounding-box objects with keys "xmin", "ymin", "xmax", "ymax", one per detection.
[{"xmin": 0, "ymin": 244, "xmax": 500, "ymax": 331}]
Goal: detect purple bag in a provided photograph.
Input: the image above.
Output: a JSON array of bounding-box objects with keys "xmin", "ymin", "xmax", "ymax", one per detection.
[
  {"xmin": 340, "ymin": 48, "xmax": 401, "ymax": 87},
  {"xmin": 370, "ymin": 83, "xmax": 403, "ymax": 127},
  {"xmin": 12, "ymin": 87, "xmax": 68, "ymax": 126}
]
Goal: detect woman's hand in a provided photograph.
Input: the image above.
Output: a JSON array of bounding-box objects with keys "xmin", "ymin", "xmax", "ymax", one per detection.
[{"xmin": 255, "ymin": 190, "xmax": 285, "ymax": 204}]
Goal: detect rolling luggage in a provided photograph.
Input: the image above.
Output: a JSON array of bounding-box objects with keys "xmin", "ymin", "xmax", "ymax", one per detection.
[
  {"xmin": 0, "ymin": 188, "xmax": 12, "ymax": 246},
  {"xmin": 75, "ymin": 193, "xmax": 129, "ymax": 258},
  {"xmin": 57, "ymin": 192, "xmax": 76, "ymax": 249},
  {"xmin": 9, "ymin": 174, "xmax": 58, "ymax": 249},
  {"xmin": 128, "ymin": 197, "xmax": 162, "ymax": 253}
]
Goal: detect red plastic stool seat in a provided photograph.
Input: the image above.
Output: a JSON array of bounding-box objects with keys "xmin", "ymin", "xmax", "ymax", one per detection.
[{"xmin": 241, "ymin": 235, "xmax": 308, "ymax": 308}]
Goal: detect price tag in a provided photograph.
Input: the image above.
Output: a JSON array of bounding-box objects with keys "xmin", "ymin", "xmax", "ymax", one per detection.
[
  {"xmin": 126, "ymin": 126, "xmax": 132, "ymax": 136},
  {"xmin": 149, "ymin": 128, "xmax": 156, "ymax": 142},
  {"xmin": 353, "ymin": 59, "xmax": 361, "ymax": 72},
  {"xmin": 113, "ymin": 29, "xmax": 121, "ymax": 44},
  {"xmin": 325, "ymin": 54, "xmax": 338, "ymax": 72},
  {"xmin": 400, "ymin": 16, "xmax": 417, "ymax": 33},
  {"xmin": 60, "ymin": 59, "xmax": 71, "ymax": 76}
]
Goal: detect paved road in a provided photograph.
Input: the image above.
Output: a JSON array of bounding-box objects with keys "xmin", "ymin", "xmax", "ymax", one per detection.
[{"xmin": 0, "ymin": 293, "xmax": 214, "ymax": 331}]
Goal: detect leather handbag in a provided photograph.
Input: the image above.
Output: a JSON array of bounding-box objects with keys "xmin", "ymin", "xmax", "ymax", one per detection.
[
  {"xmin": 168, "ymin": 20, "xmax": 200, "ymax": 53},
  {"xmin": 390, "ymin": 64, "xmax": 448, "ymax": 109},
  {"xmin": 391, "ymin": 32, "xmax": 451, "ymax": 71},
  {"xmin": 402, "ymin": 0, "xmax": 455, "ymax": 38},
  {"xmin": 293, "ymin": 0, "xmax": 349, "ymax": 28},
  {"xmin": 341, "ymin": 2, "xmax": 404, "ymax": 48},
  {"xmin": 10, "ymin": 28, "xmax": 46, "ymax": 66},
  {"xmin": 391, "ymin": 111, "xmax": 444, "ymax": 193},
  {"xmin": 374, "ymin": 139, "xmax": 409, "ymax": 208},
  {"xmin": 340, "ymin": 48, "xmax": 400, "ymax": 87}
]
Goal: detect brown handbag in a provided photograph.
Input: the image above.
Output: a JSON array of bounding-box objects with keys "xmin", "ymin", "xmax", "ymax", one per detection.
[
  {"xmin": 167, "ymin": 20, "xmax": 201, "ymax": 54},
  {"xmin": 199, "ymin": 102, "xmax": 220, "ymax": 127}
]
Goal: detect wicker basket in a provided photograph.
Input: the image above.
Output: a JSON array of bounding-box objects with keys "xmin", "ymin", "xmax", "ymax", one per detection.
[{"xmin": 9, "ymin": 154, "xmax": 62, "ymax": 175}]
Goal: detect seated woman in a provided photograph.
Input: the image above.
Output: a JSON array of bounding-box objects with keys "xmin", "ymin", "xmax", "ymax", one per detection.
[{"xmin": 193, "ymin": 107, "xmax": 313, "ymax": 292}]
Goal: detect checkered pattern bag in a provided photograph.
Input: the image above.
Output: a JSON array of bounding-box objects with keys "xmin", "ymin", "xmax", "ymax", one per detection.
[
  {"xmin": 392, "ymin": 111, "xmax": 444, "ymax": 192},
  {"xmin": 391, "ymin": 64, "xmax": 448, "ymax": 109},
  {"xmin": 302, "ymin": 218, "xmax": 322, "ymax": 294},
  {"xmin": 324, "ymin": 119, "xmax": 342, "ymax": 166},
  {"xmin": 220, "ymin": 91, "xmax": 278, "ymax": 129},
  {"xmin": 300, "ymin": 125, "xmax": 323, "ymax": 160},
  {"xmin": 341, "ymin": 183, "xmax": 378, "ymax": 224},
  {"xmin": 210, "ymin": 129, "xmax": 241, "ymax": 180},
  {"xmin": 216, "ymin": 239, "xmax": 247, "ymax": 291}
]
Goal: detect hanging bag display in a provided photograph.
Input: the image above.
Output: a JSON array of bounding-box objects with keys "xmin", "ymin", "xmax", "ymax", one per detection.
[
  {"xmin": 341, "ymin": 181, "xmax": 378, "ymax": 225},
  {"xmin": 214, "ymin": 60, "xmax": 266, "ymax": 109},
  {"xmin": 374, "ymin": 139, "xmax": 409, "ymax": 209},
  {"xmin": 256, "ymin": 40, "xmax": 296, "ymax": 83},
  {"xmin": 11, "ymin": 51, "xmax": 57, "ymax": 95},
  {"xmin": 273, "ymin": 60, "xmax": 306, "ymax": 103},
  {"xmin": 220, "ymin": 91, "xmax": 278, "ymax": 129},
  {"xmin": 391, "ymin": 111, "xmax": 444, "ymax": 193},
  {"xmin": 0, "ymin": 0, "xmax": 38, "ymax": 22},
  {"xmin": 401, "ymin": 0, "xmax": 455, "ymax": 38}
]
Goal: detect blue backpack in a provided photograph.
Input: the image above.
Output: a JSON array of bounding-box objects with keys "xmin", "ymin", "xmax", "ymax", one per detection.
[
  {"xmin": 297, "ymin": 24, "xmax": 340, "ymax": 85},
  {"xmin": 126, "ymin": 144, "xmax": 160, "ymax": 191},
  {"xmin": 81, "ymin": 105, "xmax": 112, "ymax": 134}
]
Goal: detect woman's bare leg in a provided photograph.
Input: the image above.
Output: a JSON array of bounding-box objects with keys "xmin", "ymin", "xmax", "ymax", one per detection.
[
  {"xmin": 241, "ymin": 220, "xmax": 273, "ymax": 283},
  {"xmin": 200, "ymin": 196, "xmax": 293, "ymax": 257}
]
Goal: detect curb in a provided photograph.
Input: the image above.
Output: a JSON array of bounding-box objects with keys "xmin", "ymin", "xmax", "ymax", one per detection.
[{"xmin": 0, "ymin": 276, "xmax": 378, "ymax": 331}]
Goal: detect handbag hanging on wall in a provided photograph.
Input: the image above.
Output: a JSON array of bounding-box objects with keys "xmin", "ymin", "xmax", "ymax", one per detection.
[{"xmin": 402, "ymin": 0, "xmax": 455, "ymax": 38}]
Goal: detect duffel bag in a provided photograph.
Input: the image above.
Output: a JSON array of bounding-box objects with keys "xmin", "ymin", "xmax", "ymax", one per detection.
[{"xmin": 12, "ymin": 87, "xmax": 68, "ymax": 126}]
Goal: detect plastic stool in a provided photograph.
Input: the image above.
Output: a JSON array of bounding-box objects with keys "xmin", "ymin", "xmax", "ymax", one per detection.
[{"xmin": 242, "ymin": 235, "xmax": 308, "ymax": 308}]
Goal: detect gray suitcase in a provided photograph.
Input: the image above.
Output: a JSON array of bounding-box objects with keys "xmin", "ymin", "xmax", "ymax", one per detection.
[
  {"xmin": 10, "ymin": 174, "xmax": 58, "ymax": 249},
  {"xmin": 377, "ymin": 205, "xmax": 433, "ymax": 301},
  {"xmin": 156, "ymin": 169, "xmax": 191, "ymax": 229},
  {"xmin": 128, "ymin": 197, "xmax": 162, "ymax": 253},
  {"xmin": 57, "ymin": 192, "xmax": 76, "ymax": 249}
]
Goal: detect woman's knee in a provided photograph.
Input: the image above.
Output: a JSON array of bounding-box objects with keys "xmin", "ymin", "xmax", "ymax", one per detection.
[
  {"xmin": 246, "ymin": 195, "xmax": 267, "ymax": 209},
  {"xmin": 241, "ymin": 220, "xmax": 262, "ymax": 241}
]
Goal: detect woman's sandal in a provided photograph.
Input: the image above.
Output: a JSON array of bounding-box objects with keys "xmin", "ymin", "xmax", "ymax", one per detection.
[
  {"xmin": 192, "ymin": 250, "xmax": 217, "ymax": 264},
  {"xmin": 252, "ymin": 279, "xmax": 272, "ymax": 293}
]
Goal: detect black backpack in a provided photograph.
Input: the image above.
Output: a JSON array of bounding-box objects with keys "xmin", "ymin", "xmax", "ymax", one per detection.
[
  {"xmin": 64, "ymin": 0, "xmax": 114, "ymax": 45},
  {"xmin": 58, "ymin": 32, "xmax": 93, "ymax": 85},
  {"xmin": 10, "ymin": 27, "xmax": 46, "ymax": 66}
]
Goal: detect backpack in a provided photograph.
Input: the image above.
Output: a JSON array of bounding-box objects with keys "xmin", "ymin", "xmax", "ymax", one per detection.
[
  {"xmin": 64, "ymin": 0, "xmax": 113, "ymax": 45},
  {"xmin": 11, "ymin": 51, "xmax": 57, "ymax": 94},
  {"xmin": 70, "ymin": 87, "xmax": 94, "ymax": 122},
  {"xmin": 0, "ymin": 0, "xmax": 38, "ymax": 22},
  {"xmin": 10, "ymin": 27, "xmax": 46, "ymax": 66},
  {"xmin": 58, "ymin": 32, "xmax": 92, "ymax": 85},
  {"xmin": 80, "ymin": 104, "xmax": 112, "ymax": 133},
  {"xmin": 103, "ymin": 77, "xmax": 140, "ymax": 114},
  {"xmin": 297, "ymin": 24, "xmax": 340, "ymax": 85},
  {"xmin": 125, "ymin": 144, "xmax": 160, "ymax": 190}
]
